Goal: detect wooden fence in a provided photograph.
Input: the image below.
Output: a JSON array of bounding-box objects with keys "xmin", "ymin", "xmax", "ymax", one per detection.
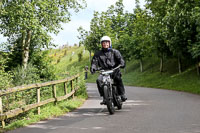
[{"xmin": 0, "ymin": 73, "xmax": 80, "ymax": 128}]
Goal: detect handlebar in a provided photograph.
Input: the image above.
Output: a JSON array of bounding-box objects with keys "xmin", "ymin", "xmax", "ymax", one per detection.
[{"xmin": 98, "ymin": 65, "xmax": 121, "ymax": 75}]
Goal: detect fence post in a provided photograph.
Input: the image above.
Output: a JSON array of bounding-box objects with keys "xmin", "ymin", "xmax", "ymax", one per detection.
[
  {"xmin": 71, "ymin": 80, "xmax": 74, "ymax": 99},
  {"xmin": 37, "ymin": 88, "xmax": 40, "ymax": 115},
  {"xmin": 64, "ymin": 82, "xmax": 67, "ymax": 95},
  {"xmin": 0, "ymin": 97, "xmax": 5, "ymax": 128},
  {"xmin": 76, "ymin": 76, "xmax": 78, "ymax": 88},
  {"xmin": 52, "ymin": 85, "xmax": 57, "ymax": 105},
  {"xmin": 84, "ymin": 66, "xmax": 88, "ymax": 80}
]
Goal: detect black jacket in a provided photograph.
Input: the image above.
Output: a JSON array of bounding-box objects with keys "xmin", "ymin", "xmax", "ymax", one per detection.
[{"xmin": 90, "ymin": 48, "xmax": 125, "ymax": 72}]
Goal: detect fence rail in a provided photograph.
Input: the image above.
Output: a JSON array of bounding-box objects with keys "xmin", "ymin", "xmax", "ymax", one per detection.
[{"xmin": 0, "ymin": 73, "xmax": 80, "ymax": 128}]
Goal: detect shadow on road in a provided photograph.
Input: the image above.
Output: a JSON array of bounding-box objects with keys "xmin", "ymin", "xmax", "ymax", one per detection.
[{"xmin": 11, "ymin": 108, "xmax": 110, "ymax": 133}]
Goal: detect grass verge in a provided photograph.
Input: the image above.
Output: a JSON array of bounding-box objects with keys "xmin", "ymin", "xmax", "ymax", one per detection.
[{"xmin": 3, "ymin": 97, "xmax": 85, "ymax": 132}]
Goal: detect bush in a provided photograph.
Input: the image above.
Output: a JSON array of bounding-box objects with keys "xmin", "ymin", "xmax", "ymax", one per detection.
[
  {"xmin": 30, "ymin": 50, "xmax": 57, "ymax": 81},
  {"xmin": 78, "ymin": 52, "xmax": 83, "ymax": 62},
  {"xmin": 12, "ymin": 63, "xmax": 40, "ymax": 86},
  {"xmin": 64, "ymin": 50, "xmax": 67, "ymax": 56},
  {"xmin": 75, "ymin": 73, "xmax": 87, "ymax": 98},
  {"xmin": 0, "ymin": 53, "xmax": 13, "ymax": 90},
  {"xmin": 0, "ymin": 67, "xmax": 13, "ymax": 90},
  {"xmin": 0, "ymin": 69, "xmax": 13, "ymax": 89},
  {"xmin": 57, "ymin": 56, "xmax": 61, "ymax": 64},
  {"xmin": 67, "ymin": 66, "xmax": 87, "ymax": 98},
  {"xmin": 69, "ymin": 56, "xmax": 72, "ymax": 62}
]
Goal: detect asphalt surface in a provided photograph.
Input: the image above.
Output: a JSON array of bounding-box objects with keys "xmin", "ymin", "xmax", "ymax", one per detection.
[{"xmin": 8, "ymin": 83, "xmax": 200, "ymax": 133}]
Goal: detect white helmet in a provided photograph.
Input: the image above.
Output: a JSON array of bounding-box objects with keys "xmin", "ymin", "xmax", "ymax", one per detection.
[{"xmin": 100, "ymin": 36, "xmax": 112, "ymax": 47}]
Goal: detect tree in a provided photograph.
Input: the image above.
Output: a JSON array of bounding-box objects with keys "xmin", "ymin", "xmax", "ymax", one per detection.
[
  {"xmin": 130, "ymin": 6, "xmax": 152, "ymax": 72},
  {"xmin": 146, "ymin": 0, "xmax": 171, "ymax": 73},
  {"xmin": 78, "ymin": 10, "xmax": 113, "ymax": 58},
  {"xmin": 188, "ymin": 2, "xmax": 200, "ymax": 75},
  {"xmin": 163, "ymin": 0, "xmax": 196, "ymax": 73},
  {"xmin": 107, "ymin": 0, "xmax": 125, "ymax": 40},
  {"xmin": 78, "ymin": 0, "xmax": 127, "ymax": 60},
  {"xmin": 0, "ymin": 0, "xmax": 86, "ymax": 68}
]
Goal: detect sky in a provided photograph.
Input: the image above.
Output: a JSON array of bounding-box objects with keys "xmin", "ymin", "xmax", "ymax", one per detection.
[{"xmin": 0, "ymin": 0, "xmax": 145, "ymax": 48}]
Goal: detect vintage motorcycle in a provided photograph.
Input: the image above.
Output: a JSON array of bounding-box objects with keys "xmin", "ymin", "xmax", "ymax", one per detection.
[{"xmin": 98, "ymin": 65, "xmax": 122, "ymax": 114}]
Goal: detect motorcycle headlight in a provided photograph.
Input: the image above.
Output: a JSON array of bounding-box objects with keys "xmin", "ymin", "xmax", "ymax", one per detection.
[{"xmin": 103, "ymin": 76, "xmax": 107, "ymax": 82}]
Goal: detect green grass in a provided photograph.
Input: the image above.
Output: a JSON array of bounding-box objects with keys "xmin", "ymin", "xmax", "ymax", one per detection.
[
  {"xmin": 86, "ymin": 56, "xmax": 200, "ymax": 95},
  {"xmin": 123, "ymin": 68, "xmax": 200, "ymax": 94},
  {"xmin": 49, "ymin": 46, "xmax": 91, "ymax": 78}
]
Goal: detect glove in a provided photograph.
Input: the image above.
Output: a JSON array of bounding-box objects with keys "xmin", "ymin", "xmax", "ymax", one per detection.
[
  {"xmin": 90, "ymin": 68, "xmax": 96, "ymax": 74},
  {"xmin": 120, "ymin": 64, "xmax": 125, "ymax": 68}
]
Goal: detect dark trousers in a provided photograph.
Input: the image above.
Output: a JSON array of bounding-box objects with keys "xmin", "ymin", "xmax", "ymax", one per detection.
[{"xmin": 96, "ymin": 73, "xmax": 125, "ymax": 97}]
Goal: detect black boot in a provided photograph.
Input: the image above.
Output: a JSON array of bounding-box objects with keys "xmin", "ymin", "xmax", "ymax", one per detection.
[
  {"xmin": 121, "ymin": 94, "xmax": 127, "ymax": 102},
  {"xmin": 100, "ymin": 97, "xmax": 106, "ymax": 105}
]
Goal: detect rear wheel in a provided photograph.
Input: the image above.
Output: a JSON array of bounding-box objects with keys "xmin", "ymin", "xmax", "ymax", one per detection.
[
  {"xmin": 115, "ymin": 96, "xmax": 122, "ymax": 110},
  {"xmin": 103, "ymin": 85, "xmax": 115, "ymax": 114}
]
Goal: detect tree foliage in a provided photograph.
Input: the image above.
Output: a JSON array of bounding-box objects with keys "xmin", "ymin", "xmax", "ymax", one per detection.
[{"xmin": 0, "ymin": 52, "xmax": 13, "ymax": 89}]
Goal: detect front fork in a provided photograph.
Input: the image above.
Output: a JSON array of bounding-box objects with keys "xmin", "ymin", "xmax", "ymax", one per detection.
[
  {"xmin": 103, "ymin": 76, "xmax": 113, "ymax": 100},
  {"xmin": 106, "ymin": 83, "xmax": 113, "ymax": 100}
]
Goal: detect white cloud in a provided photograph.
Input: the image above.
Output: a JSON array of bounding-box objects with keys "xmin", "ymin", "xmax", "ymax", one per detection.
[{"xmin": 51, "ymin": 19, "xmax": 90, "ymax": 46}]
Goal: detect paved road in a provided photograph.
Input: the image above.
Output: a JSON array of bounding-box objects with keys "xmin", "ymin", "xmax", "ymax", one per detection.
[{"xmin": 9, "ymin": 83, "xmax": 200, "ymax": 133}]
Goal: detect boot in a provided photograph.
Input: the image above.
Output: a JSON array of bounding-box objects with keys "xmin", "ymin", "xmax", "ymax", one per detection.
[
  {"xmin": 100, "ymin": 97, "xmax": 106, "ymax": 105},
  {"xmin": 121, "ymin": 94, "xmax": 127, "ymax": 102}
]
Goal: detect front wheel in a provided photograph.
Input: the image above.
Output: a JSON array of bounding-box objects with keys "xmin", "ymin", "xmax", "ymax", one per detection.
[{"xmin": 103, "ymin": 85, "xmax": 115, "ymax": 114}]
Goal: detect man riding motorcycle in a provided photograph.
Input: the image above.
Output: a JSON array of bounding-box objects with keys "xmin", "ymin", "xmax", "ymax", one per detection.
[{"xmin": 90, "ymin": 36, "xmax": 127, "ymax": 105}]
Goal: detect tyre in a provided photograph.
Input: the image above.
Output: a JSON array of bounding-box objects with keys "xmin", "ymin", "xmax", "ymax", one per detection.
[
  {"xmin": 103, "ymin": 85, "xmax": 115, "ymax": 114},
  {"xmin": 115, "ymin": 95, "xmax": 122, "ymax": 110},
  {"xmin": 113, "ymin": 86, "xmax": 122, "ymax": 110}
]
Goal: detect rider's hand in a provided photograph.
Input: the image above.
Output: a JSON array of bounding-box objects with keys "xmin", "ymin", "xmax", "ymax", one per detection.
[
  {"xmin": 120, "ymin": 64, "xmax": 125, "ymax": 68},
  {"xmin": 90, "ymin": 68, "xmax": 96, "ymax": 74}
]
